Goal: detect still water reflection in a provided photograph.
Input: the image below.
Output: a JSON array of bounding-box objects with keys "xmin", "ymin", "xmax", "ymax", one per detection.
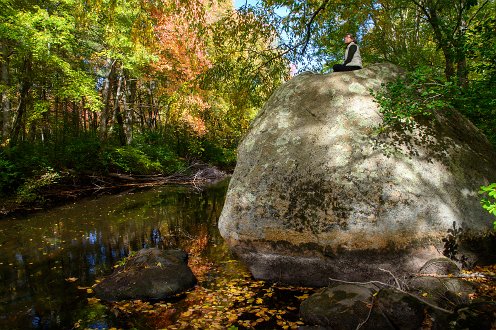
[{"xmin": 0, "ymin": 179, "xmax": 229, "ymax": 329}]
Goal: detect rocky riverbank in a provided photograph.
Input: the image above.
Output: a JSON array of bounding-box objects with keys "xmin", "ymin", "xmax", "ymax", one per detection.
[{"xmin": 299, "ymin": 257, "xmax": 496, "ymax": 329}]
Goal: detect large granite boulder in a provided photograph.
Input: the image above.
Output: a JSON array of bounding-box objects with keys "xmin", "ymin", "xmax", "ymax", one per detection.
[{"xmin": 218, "ymin": 63, "xmax": 496, "ymax": 286}]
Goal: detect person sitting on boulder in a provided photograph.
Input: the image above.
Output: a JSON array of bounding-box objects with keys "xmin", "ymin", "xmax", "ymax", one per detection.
[{"xmin": 333, "ymin": 33, "xmax": 362, "ymax": 72}]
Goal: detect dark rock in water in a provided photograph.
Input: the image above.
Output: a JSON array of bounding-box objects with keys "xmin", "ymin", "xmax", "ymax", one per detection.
[
  {"xmin": 451, "ymin": 302, "xmax": 496, "ymax": 329},
  {"xmin": 418, "ymin": 257, "xmax": 461, "ymax": 276},
  {"xmin": 375, "ymin": 288, "xmax": 427, "ymax": 330},
  {"xmin": 299, "ymin": 284, "xmax": 389, "ymax": 329},
  {"xmin": 218, "ymin": 62, "xmax": 496, "ymax": 286},
  {"xmin": 408, "ymin": 276, "xmax": 477, "ymax": 309},
  {"xmin": 94, "ymin": 248, "xmax": 196, "ymax": 301}
]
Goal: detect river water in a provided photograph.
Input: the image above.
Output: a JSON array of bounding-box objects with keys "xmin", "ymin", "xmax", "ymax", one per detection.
[{"xmin": 0, "ymin": 179, "xmax": 314, "ymax": 329}]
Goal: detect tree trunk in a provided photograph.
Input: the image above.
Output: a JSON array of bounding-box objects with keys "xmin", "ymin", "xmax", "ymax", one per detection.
[
  {"xmin": 426, "ymin": 9, "xmax": 455, "ymax": 80},
  {"xmin": 455, "ymin": 19, "xmax": 468, "ymax": 88},
  {"xmin": 41, "ymin": 88, "xmax": 50, "ymax": 142},
  {"xmin": 1, "ymin": 44, "xmax": 11, "ymax": 143},
  {"xmin": 137, "ymin": 84, "xmax": 145, "ymax": 130},
  {"xmin": 10, "ymin": 58, "xmax": 31, "ymax": 146},
  {"xmin": 54, "ymin": 96, "xmax": 59, "ymax": 143},
  {"xmin": 148, "ymin": 81, "xmax": 156, "ymax": 129},
  {"xmin": 99, "ymin": 58, "xmax": 116, "ymax": 141},
  {"xmin": 122, "ymin": 74, "xmax": 134, "ymax": 145},
  {"xmin": 62, "ymin": 100, "xmax": 68, "ymax": 144},
  {"xmin": 72, "ymin": 101, "xmax": 79, "ymax": 136},
  {"xmin": 81, "ymin": 98, "xmax": 87, "ymax": 133},
  {"xmin": 112, "ymin": 69, "xmax": 126, "ymax": 145}
]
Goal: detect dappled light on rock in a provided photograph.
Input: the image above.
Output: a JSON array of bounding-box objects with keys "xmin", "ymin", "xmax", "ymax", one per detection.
[{"xmin": 219, "ymin": 63, "xmax": 496, "ymax": 286}]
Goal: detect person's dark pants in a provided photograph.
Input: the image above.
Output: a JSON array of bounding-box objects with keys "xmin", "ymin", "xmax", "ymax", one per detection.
[{"xmin": 333, "ymin": 64, "xmax": 361, "ymax": 72}]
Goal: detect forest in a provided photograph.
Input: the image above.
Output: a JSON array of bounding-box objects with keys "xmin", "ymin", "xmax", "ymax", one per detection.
[{"xmin": 0, "ymin": 0, "xmax": 495, "ymax": 213}]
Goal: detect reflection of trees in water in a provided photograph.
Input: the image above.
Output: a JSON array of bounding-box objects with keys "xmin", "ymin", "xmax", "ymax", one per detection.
[{"xmin": 0, "ymin": 179, "xmax": 229, "ymax": 329}]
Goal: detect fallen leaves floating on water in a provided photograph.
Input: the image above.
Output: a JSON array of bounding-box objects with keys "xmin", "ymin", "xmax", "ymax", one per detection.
[
  {"xmin": 96, "ymin": 255, "xmax": 316, "ymax": 329},
  {"xmin": 82, "ymin": 250, "xmax": 496, "ymax": 329}
]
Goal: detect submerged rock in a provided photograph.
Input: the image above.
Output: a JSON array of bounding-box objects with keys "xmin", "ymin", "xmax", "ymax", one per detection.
[
  {"xmin": 452, "ymin": 302, "xmax": 496, "ymax": 329},
  {"xmin": 375, "ymin": 288, "xmax": 428, "ymax": 329},
  {"xmin": 300, "ymin": 284, "xmax": 446, "ymax": 329},
  {"xmin": 299, "ymin": 284, "xmax": 386, "ymax": 329},
  {"xmin": 218, "ymin": 63, "xmax": 496, "ymax": 286},
  {"xmin": 418, "ymin": 257, "xmax": 461, "ymax": 276},
  {"xmin": 94, "ymin": 248, "xmax": 196, "ymax": 301},
  {"xmin": 408, "ymin": 276, "xmax": 477, "ymax": 309}
]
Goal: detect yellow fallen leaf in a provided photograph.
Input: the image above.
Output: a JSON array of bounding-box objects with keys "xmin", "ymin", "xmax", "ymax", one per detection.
[
  {"xmin": 181, "ymin": 310, "xmax": 193, "ymax": 317},
  {"xmin": 65, "ymin": 277, "xmax": 78, "ymax": 282},
  {"xmin": 86, "ymin": 288, "xmax": 93, "ymax": 294},
  {"xmin": 87, "ymin": 297, "xmax": 100, "ymax": 304}
]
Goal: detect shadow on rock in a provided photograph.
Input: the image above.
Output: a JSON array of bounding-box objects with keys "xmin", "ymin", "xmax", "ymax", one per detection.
[{"xmin": 94, "ymin": 248, "xmax": 197, "ymax": 301}]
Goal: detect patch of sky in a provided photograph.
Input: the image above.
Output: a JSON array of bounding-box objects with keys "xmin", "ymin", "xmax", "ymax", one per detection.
[
  {"xmin": 232, "ymin": 1, "xmax": 360, "ymax": 74},
  {"xmin": 234, "ymin": 0, "xmax": 288, "ymax": 16},
  {"xmin": 233, "ymin": 0, "xmax": 306, "ymax": 74},
  {"xmin": 233, "ymin": 0, "xmax": 258, "ymax": 8}
]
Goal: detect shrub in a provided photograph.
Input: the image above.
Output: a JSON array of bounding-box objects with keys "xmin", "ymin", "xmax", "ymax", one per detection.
[
  {"xmin": 103, "ymin": 146, "xmax": 163, "ymax": 174},
  {"xmin": 0, "ymin": 154, "xmax": 20, "ymax": 196},
  {"xmin": 373, "ymin": 66, "xmax": 455, "ymax": 131},
  {"xmin": 131, "ymin": 132, "xmax": 187, "ymax": 174},
  {"xmin": 16, "ymin": 168, "xmax": 61, "ymax": 203},
  {"xmin": 59, "ymin": 134, "xmax": 103, "ymax": 172},
  {"xmin": 373, "ymin": 66, "xmax": 496, "ymax": 148},
  {"xmin": 480, "ymin": 183, "xmax": 496, "ymax": 230}
]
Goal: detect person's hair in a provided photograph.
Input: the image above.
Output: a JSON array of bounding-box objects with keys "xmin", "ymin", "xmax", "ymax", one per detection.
[{"xmin": 345, "ymin": 33, "xmax": 357, "ymax": 43}]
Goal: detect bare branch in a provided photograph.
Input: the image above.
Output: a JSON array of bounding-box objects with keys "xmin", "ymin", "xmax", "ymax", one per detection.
[
  {"xmin": 356, "ymin": 295, "xmax": 376, "ymax": 330},
  {"xmin": 301, "ymin": 0, "xmax": 331, "ymax": 55},
  {"xmin": 467, "ymin": 0, "xmax": 491, "ymax": 27},
  {"xmin": 379, "ymin": 268, "xmax": 403, "ymax": 290}
]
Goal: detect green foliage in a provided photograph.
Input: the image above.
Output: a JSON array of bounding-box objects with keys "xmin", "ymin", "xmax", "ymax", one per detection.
[
  {"xmin": 373, "ymin": 65, "xmax": 496, "ymax": 148},
  {"xmin": 58, "ymin": 134, "xmax": 103, "ymax": 172},
  {"xmin": 464, "ymin": 10, "xmax": 496, "ymax": 82},
  {"xmin": 114, "ymin": 251, "xmax": 137, "ymax": 268},
  {"xmin": 103, "ymin": 146, "xmax": 163, "ymax": 174},
  {"xmin": 0, "ymin": 131, "xmax": 191, "ymax": 202},
  {"xmin": 373, "ymin": 66, "xmax": 455, "ymax": 130},
  {"xmin": 16, "ymin": 167, "xmax": 61, "ymax": 203},
  {"xmin": 0, "ymin": 154, "xmax": 20, "ymax": 196},
  {"xmin": 200, "ymin": 140, "xmax": 237, "ymax": 168},
  {"xmin": 0, "ymin": 143, "xmax": 51, "ymax": 196},
  {"xmin": 479, "ymin": 183, "xmax": 496, "ymax": 230},
  {"xmin": 452, "ymin": 80, "xmax": 496, "ymax": 146},
  {"xmin": 131, "ymin": 133, "xmax": 187, "ymax": 174}
]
